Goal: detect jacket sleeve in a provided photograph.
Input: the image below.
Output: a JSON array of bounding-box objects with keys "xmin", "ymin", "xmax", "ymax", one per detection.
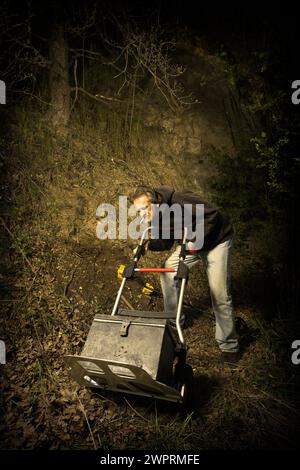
[{"xmin": 175, "ymin": 196, "xmax": 221, "ymax": 251}]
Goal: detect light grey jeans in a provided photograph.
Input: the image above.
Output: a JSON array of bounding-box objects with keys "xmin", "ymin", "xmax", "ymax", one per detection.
[{"xmin": 160, "ymin": 238, "xmax": 238, "ymax": 352}]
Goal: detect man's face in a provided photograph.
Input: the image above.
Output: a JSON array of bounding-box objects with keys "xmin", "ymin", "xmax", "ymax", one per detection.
[{"xmin": 133, "ymin": 195, "xmax": 154, "ymax": 222}]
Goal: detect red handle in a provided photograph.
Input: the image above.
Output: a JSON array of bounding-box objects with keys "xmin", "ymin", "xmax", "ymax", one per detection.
[{"xmin": 135, "ymin": 268, "xmax": 176, "ymax": 273}]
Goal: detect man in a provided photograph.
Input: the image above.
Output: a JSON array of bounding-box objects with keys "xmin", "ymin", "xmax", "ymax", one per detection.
[{"xmin": 131, "ymin": 185, "xmax": 239, "ymax": 363}]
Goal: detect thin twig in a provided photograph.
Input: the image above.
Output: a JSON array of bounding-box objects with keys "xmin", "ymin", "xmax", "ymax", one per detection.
[
  {"xmin": 123, "ymin": 397, "xmax": 149, "ymax": 422},
  {"xmin": 121, "ymin": 294, "xmax": 134, "ymax": 310},
  {"xmin": 70, "ymin": 87, "xmax": 111, "ymax": 106},
  {"xmin": 76, "ymin": 392, "xmax": 97, "ymax": 449},
  {"xmin": 71, "ymin": 57, "xmax": 79, "ymax": 112},
  {"xmin": 94, "ymin": 93, "xmax": 123, "ymax": 102},
  {"xmin": 10, "ymin": 89, "xmax": 53, "ymax": 107},
  {"xmin": 63, "ymin": 268, "xmax": 77, "ymax": 297},
  {"xmin": 20, "ymin": 170, "xmax": 47, "ymax": 197}
]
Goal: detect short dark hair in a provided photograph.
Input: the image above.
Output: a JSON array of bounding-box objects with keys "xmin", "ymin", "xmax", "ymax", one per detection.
[{"xmin": 130, "ymin": 185, "xmax": 158, "ymax": 204}]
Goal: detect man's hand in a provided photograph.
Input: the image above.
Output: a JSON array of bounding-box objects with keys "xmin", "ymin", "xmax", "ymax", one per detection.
[{"xmin": 185, "ymin": 240, "xmax": 201, "ymax": 254}]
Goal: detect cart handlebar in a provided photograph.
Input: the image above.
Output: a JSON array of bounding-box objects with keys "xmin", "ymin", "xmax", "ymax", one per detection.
[
  {"xmin": 111, "ymin": 226, "xmax": 188, "ymax": 346},
  {"xmin": 135, "ymin": 268, "xmax": 176, "ymax": 273}
]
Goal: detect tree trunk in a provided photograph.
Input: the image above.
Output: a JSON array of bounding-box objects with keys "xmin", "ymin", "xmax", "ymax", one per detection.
[{"xmin": 48, "ymin": 20, "xmax": 70, "ymax": 131}]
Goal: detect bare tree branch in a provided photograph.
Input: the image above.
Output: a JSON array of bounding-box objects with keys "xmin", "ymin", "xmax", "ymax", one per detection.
[{"xmin": 70, "ymin": 86, "xmax": 123, "ymax": 105}]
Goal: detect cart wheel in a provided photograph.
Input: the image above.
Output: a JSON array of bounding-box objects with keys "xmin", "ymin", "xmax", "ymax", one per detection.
[{"xmin": 173, "ymin": 363, "xmax": 194, "ymax": 409}]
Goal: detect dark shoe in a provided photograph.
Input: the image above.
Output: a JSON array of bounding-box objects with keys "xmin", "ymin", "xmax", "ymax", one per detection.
[{"xmin": 221, "ymin": 351, "xmax": 240, "ymax": 366}]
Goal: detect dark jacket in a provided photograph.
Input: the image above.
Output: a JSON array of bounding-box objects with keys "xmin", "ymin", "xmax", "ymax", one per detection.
[{"xmin": 148, "ymin": 186, "xmax": 234, "ymax": 252}]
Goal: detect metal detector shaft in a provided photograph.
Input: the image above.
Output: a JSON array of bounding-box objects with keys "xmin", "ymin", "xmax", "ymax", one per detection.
[
  {"xmin": 175, "ymin": 227, "xmax": 188, "ymax": 346},
  {"xmin": 111, "ymin": 225, "xmax": 152, "ymax": 316},
  {"xmin": 111, "ymin": 277, "xmax": 126, "ymax": 316}
]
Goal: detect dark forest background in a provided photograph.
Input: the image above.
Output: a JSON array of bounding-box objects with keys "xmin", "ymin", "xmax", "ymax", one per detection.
[{"xmin": 1, "ymin": 0, "xmax": 300, "ymax": 450}]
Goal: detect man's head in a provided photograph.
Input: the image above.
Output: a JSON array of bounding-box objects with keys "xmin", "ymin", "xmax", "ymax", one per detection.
[{"xmin": 131, "ymin": 186, "xmax": 160, "ymax": 222}]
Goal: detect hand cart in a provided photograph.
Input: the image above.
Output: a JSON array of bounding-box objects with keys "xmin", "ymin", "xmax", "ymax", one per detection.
[{"xmin": 64, "ymin": 227, "xmax": 193, "ymax": 404}]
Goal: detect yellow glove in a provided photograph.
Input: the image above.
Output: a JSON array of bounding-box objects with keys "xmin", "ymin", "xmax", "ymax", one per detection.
[
  {"xmin": 142, "ymin": 282, "xmax": 155, "ymax": 296},
  {"xmin": 117, "ymin": 264, "xmax": 125, "ymax": 280}
]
